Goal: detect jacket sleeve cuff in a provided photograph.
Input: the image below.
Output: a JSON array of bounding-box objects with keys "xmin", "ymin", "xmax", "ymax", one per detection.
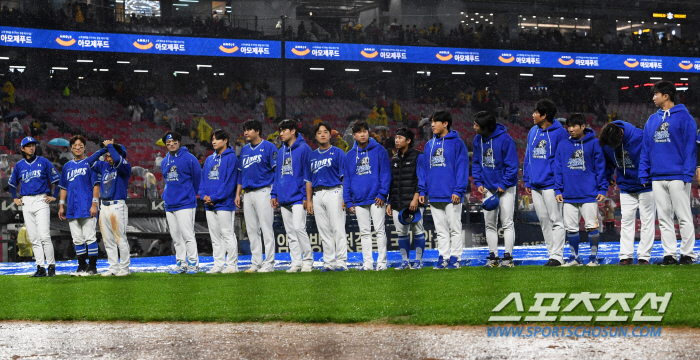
[
  {"xmin": 524, "ymin": 182, "xmax": 530, "ymax": 188},
  {"xmin": 376, "ymin": 194, "xmax": 387, "ymax": 201},
  {"xmin": 684, "ymin": 175, "xmax": 693, "ymax": 183},
  {"xmin": 420, "ymin": 191, "xmax": 426, "ymax": 197},
  {"xmin": 639, "ymin": 177, "xmax": 648, "ymax": 184},
  {"xmin": 555, "ymin": 190, "xmax": 562, "ymax": 196}
]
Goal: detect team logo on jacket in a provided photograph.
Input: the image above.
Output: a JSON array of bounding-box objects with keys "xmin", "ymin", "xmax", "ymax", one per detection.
[
  {"xmin": 483, "ymin": 148, "xmax": 495, "ymax": 168},
  {"xmin": 21, "ymin": 170, "xmax": 41, "ymax": 183},
  {"xmin": 616, "ymin": 150, "xmax": 635, "ymax": 169},
  {"xmin": 311, "ymin": 158, "xmax": 332, "ymax": 174},
  {"xmin": 281, "ymin": 156, "xmax": 293, "ymax": 176},
  {"xmin": 567, "ymin": 149, "xmax": 586, "ymax": 170},
  {"xmin": 166, "ymin": 165, "xmax": 179, "ymax": 182},
  {"xmin": 208, "ymin": 164, "xmax": 220, "ymax": 180},
  {"xmin": 532, "ymin": 140, "xmax": 547, "ymax": 159},
  {"xmin": 654, "ymin": 122, "xmax": 670, "ymax": 143},
  {"xmin": 242, "ymin": 154, "xmax": 262, "ymax": 169},
  {"xmin": 356, "ymin": 156, "xmax": 372, "ymax": 175},
  {"xmin": 67, "ymin": 168, "xmax": 88, "ymax": 182},
  {"xmin": 431, "ymin": 148, "xmax": 445, "ymax": 167}
]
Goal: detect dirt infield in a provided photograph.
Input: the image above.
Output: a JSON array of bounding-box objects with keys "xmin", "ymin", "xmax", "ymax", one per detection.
[{"xmin": 1, "ymin": 322, "xmax": 699, "ymax": 359}]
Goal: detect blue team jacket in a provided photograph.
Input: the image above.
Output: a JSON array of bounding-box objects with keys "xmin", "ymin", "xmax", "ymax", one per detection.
[
  {"xmin": 200, "ymin": 146, "xmax": 238, "ymax": 211},
  {"xmin": 271, "ymin": 134, "xmax": 312, "ymax": 206},
  {"xmin": 472, "ymin": 123, "xmax": 519, "ymax": 192},
  {"xmin": 343, "ymin": 138, "xmax": 391, "ymax": 208},
  {"xmin": 523, "ymin": 120, "xmax": 569, "ymax": 190},
  {"xmin": 554, "ymin": 128, "xmax": 607, "ymax": 203},
  {"xmin": 601, "ymin": 121, "xmax": 651, "ymax": 194},
  {"xmin": 161, "ymin": 147, "xmax": 201, "ymax": 212},
  {"xmin": 59, "ymin": 158, "xmax": 100, "ymax": 218},
  {"xmin": 421, "ymin": 130, "xmax": 469, "ymax": 202}
]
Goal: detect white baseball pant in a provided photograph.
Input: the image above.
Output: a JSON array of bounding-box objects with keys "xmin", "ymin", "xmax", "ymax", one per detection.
[
  {"xmin": 99, "ymin": 201, "xmax": 130, "ymax": 272},
  {"xmin": 281, "ymin": 204, "xmax": 313, "ymax": 268},
  {"xmin": 619, "ymin": 191, "xmax": 656, "ymax": 261},
  {"xmin": 563, "ymin": 202, "xmax": 599, "ymax": 233},
  {"xmin": 166, "ymin": 208, "xmax": 199, "ymax": 267},
  {"xmin": 484, "ymin": 186, "xmax": 516, "ymax": 255},
  {"xmin": 206, "ymin": 210, "xmax": 237, "ymax": 269},
  {"xmin": 532, "ymin": 188, "xmax": 565, "ymax": 262},
  {"xmin": 355, "ymin": 204, "xmax": 387, "ymax": 269},
  {"xmin": 69, "ymin": 217, "xmax": 97, "ymax": 246},
  {"xmin": 652, "ymin": 180, "xmax": 696, "ymax": 259},
  {"xmin": 392, "ymin": 207, "xmax": 425, "ymax": 237},
  {"xmin": 313, "ymin": 186, "xmax": 347, "ymax": 268},
  {"xmin": 243, "ymin": 186, "xmax": 275, "ymax": 270},
  {"xmin": 22, "ymin": 195, "xmax": 54, "ymax": 267},
  {"xmin": 430, "ymin": 202, "xmax": 463, "ymax": 260}
]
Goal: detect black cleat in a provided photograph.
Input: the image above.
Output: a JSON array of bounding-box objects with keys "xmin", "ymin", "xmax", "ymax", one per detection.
[
  {"xmin": 658, "ymin": 256, "xmax": 678, "ymax": 266},
  {"xmin": 47, "ymin": 265, "xmax": 56, "ymax": 277},
  {"xmin": 637, "ymin": 259, "xmax": 650, "ymax": 265},
  {"xmin": 618, "ymin": 258, "xmax": 633, "ymax": 266},
  {"xmin": 29, "ymin": 266, "xmax": 47, "ymax": 278},
  {"xmin": 83, "ymin": 268, "xmax": 98, "ymax": 276},
  {"xmin": 678, "ymin": 255, "xmax": 695, "ymax": 265},
  {"xmin": 544, "ymin": 259, "xmax": 561, "ymax": 267}
]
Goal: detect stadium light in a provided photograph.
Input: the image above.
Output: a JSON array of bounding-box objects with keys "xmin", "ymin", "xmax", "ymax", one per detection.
[
  {"xmin": 310, "ymin": 68, "xmax": 324, "ymax": 70},
  {"xmin": 0, "ymin": 57, "xmax": 9, "ymax": 60},
  {"xmin": 173, "ymin": 4, "xmax": 188, "ymax": 6},
  {"xmin": 117, "ymin": 61, "xmax": 130, "ymax": 64},
  {"xmin": 174, "ymin": 71, "xmax": 189, "ymax": 74},
  {"xmin": 197, "ymin": 65, "xmax": 212, "ymax": 69},
  {"xmin": 681, "ymin": 78, "xmax": 689, "ymax": 80},
  {"xmin": 553, "ymin": 74, "xmax": 566, "ymax": 77},
  {"xmin": 52, "ymin": 67, "xmax": 68, "ymax": 70},
  {"xmin": 93, "ymin": 68, "xmax": 97, "ymax": 71},
  {"xmin": 9, "ymin": 66, "xmax": 25, "ymax": 68},
  {"xmin": 77, "ymin": 59, "xmax": 93, "ymax": 63},
  {"xmin": 382, "ymin": 70, "xmax": 392, "ymax": 73},
  {"xmin": 520, "ymin": 73, "xmax": 533, "ymax": 76},
  {"xmin": 345, "ymin": 69, "xmax": 359, "ymax": 72},
  {"xmin": 134, "ymin": 70, "xmax": 148, "ymax": 73},
  {"xmin": 78, "ymin": 77, "xmax": 84, "ymax": 79},
  {"xmin": 617, "ymin": 76, "xmax": 629, "ymax": 79},
  {"xmin": 486, "ymin": 72, "xmax": 490, "ymax": 75},
  {"xmin": 452, "ymin": 72, "xmax": 466, "ymax": 75},
  {"xmin": 416, "ymin": 71, "xmax": 425, "ymax": 74},
  {"xmin": 650, "ymin": 77, "xmax": 662, "ymax": 80},
  {"xmin": 99, "ymin": 69, "xmax": 109, "ymax": 72},
  {"xmin": 585, "ymin": 75, "xmax": 595, "ymax": 78}
]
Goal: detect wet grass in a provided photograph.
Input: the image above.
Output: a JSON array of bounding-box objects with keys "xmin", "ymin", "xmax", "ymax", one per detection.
[{"xmin": 0, "ymin": 265, "xmax": 698, "ymax": 326}]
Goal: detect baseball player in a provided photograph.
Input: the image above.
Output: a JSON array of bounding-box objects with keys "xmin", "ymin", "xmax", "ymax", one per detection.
[
  {"xmin": 235, "ymin": 120, "xmax": 277, "ymax": 273},
  {"xmin": 472, "ymin": 111, "xmax": 519, "ymax": 268},
  {"xmin": 58, "ymin": 135, "xmax": 101, "ymax": 276},
  {"xmin": 9, "ymin": 136, "xmax": 60, "ymax": 277},
  {"xmin": 344, "ymin": 120, "xmax": 392, "ymax": 271},
  {"xmin": 161, "ymin": 131, "xmax": 202, "ymax": 275},
  {"xmin": 523, "ymin": 99, "xmax": 569, "ymax": 266},
  {"xmin": 639, "ymin": 81, "xmax": 697, "ymax": 265},
  {"xmin": 306, "ymin": 122, "xmax": 348, "ymax": 272},
  {"xmin": 554, "ymin": 113, "xmax": 607, "ymax": 267},
  {"xmin": 419, "ymin": 111, "xmax": 469, "ymax": 269},
  {"xmin": 386, "ymin": 127, "xmax": 427, "ymax": 270},
  {"xmin": 271, "ymin": 119, "xmax": 314, "ymax": 273},
  {"xmin": 201, "ymin": 129, "xmax": 239, "ymax": 274},
  {"xmin": 86, "ymin": 140, "xmax": 132, "ymax": 276},
  {"xmin": 599, "ymin": 121, "xmax": 656, "ymax": 265}
]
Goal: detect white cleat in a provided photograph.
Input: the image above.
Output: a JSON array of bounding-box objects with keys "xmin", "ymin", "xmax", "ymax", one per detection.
[
  {"xmin": 115, "ymin": 269, "xmax": 131, "ymax": 277},
  {"xmin": 257, "ymin": 267, "xmax": 274, "ymax": 273},
  {"xmin": 221, "ymin": 267, "xmax": 238, "ymax": 274},
  {"xmin": 300, "ymin": 264, "xmax": 314, "ymax": 272},
  {"xmin": 286, "ymin": 266, "xmax": 301, "ymax": 273},
  {"xmin": 562, "ymin": 257, "xmax": 583, "ymax": 267},
  {"xmin": 206, "ymin": 266, "xmax": 223, "ymax": 274}
]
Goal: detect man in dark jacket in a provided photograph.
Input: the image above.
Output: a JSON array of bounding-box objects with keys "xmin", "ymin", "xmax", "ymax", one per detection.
[{"xmin": 386, "ymin": 128, "xmax": 426, "ymax": 269}]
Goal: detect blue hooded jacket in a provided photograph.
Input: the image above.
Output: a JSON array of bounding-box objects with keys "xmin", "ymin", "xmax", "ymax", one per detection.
[
  {"xmin": 200, "ymin": 146, "xmax": 238, "ymax": 211},
  {"xmin": 523, "ymin": 119, "xmax": 569, "ymax": 190},
  {"xmin": 161, "ymin": 146, "xmax": 201, "ymax": 211},
  {"xmin": 639, "ymin": 104, "xmax": 697, "ymax": 184},
  {"xmin": 601, "ymin": 121, "xmax": 651, "ymax": 194},
  {"xmin": 87, "ymin": 144, "xmax": 131, "ymax": 201},
  {"xmin": 472, "ymin": 123, "xmax": 519, "ymax": 192},
  {"xmin": 343, "ymin": 138, "xmax": 391, "ymax": 208},
  {"xmin": 554, "ymin": 128, "xmax": 607, "ymax": 203},
  {"xmin": 271, "ymin": 133, "xmax": 311, "ymax": 206},
  {"xmin": 421, "ymin": 130, "xmax": 469, "ymax": 202}
]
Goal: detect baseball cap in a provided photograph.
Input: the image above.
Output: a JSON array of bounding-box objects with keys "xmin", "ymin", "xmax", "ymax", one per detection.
[
  {"xmin": 398, "ymin": 208, "xmax": 422, "ymax": 226},
  {"xmin": 482, "ymin": 194, "xmax": 500, "ymax": 211},
  {"xmin": 20, "ymin": 137, "xmax": 38, "ymax": 148}
]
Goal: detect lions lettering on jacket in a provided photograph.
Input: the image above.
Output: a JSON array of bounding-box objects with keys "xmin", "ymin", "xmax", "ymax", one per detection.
[
  {"xmin": 9, "ymin": 155, "xmax": 60, "ymax": 197},
  {"xmin": 59, "ymin": 159, "xmax": 100, "ymax": 219},
  {"xmin": 237, "ymin": 140, "xmax": 278, "ymax": 189}
]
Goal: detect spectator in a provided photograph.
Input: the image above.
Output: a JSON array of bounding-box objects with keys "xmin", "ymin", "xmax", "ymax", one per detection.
[
  {"xmin": 9, "ymin": 117, "xmax": 22, "ymax": 151},
  {"xmin": 197, "ymin": 116, "xmax": 212, "ymax": 145},
  {"xmin": 1, "ymin": 81, "xmax": 14, "ymax": 104},
  {"xmin": 59, "ymin": 146, "xmax": 74, "ymax": 164}
]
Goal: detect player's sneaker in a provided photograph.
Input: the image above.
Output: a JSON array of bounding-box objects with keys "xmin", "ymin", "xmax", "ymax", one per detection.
[
  {"xmin": 357, "ymin": 265, "xmax": 373, "ymax": 271},
  {"xmin": 544, "ymin": 259, "xmax": 561, "ymax": 267},
  {"xmin": 321, "ymin": 266, "xmax": 334, "ymax": 272},
  {"xmin": 221, "ymin": 267, "xmax": 238, "ymax": 274},
  {"xmin": 286, "ymin": 266, "xmax": 301, "ymax": 273},
  {"xmin": 71, "ymin": 269, "xmax": 86, "ymax": 277},
  {"xmin": 29, "ymin": 266, "xmax": 47, "ymax": 278},
  {"xmin": 395, "ymin": 261, "xmax": 411, "ymax": 270},
  {"xmin": 500, "ymin": 254, "xmax": 514, "ymax": 268},
  {"xmin": 206, "ymin": 266, "xmax": 223, "ymax": 274},
  {"xmin": 433, "ymin": 255, "xmax": 446, "ymax": 270},
  {"xmin": 334, "ymin": 266, "xmax": 348, "ymax": 272},
  {"xmin": 586, "ymin": 256, "xmax": 600, "ymax": 267},
  {"xmin": 618, "ymin": 258, "xmax": 633, "ymax": 266},
  {"xmin": 116, "ymin": 268, "xmax": 131, "ymax": 276},
  {"xmin": 83, "ymin": 267, "xmax": 98, "ymax": 276},
  {"xmin": 257, "ymin": 266, "xmax": 274, "ymax": 273},
  {"xmin": 412, "ymin": 261, "xmax": 423, "ymax": 270},
  {"xmin": 186, "ymin": 266, "xmax": 198, "ymax": 275},
  {"xmin": 446, "ymin": 256, "xmax": 461, "ymax": 269},
  {"xmin": 561, "ymin": 256, "xmax": 582, "ymax": 267},
  {"xmin": 658, "ymin": 255, "xmax": 678, "ymax": 266},
  {"xmin": 483, "ymin": 253, "xmax": 500, "ymax": 268},
  {"xmin": 375, "ymin": 265, "xmax": 387, "ymax": 271},
  {"xmin": 300, "ymin": 264, "xmax": 314, "ymax": 272},
  {"xmin": 637, "ymin": 259, "xmax": 650, "ymax": 265},
  {"xmin": 169, "ymin": 266, "xmax": 187, "ymax": 275},
  {"xmin": 678, "ymin": 255, "xmax": 695, "ymax": 265},
  {"xmin": 101, "ymin": 270, "xmax": 118, "ymax": 277},
  {"xmin": 244, "ymin": 266, "xmax": 259, "ymax": 273},
  {"xmin": 47, "ymin": 265, "xmax": 56, "ymax": 277}
]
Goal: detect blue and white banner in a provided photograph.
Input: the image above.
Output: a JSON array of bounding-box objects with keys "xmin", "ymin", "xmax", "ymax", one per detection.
[{"xmin": 0, "ymin": 26, "xmax": 281, "ymax": 58}]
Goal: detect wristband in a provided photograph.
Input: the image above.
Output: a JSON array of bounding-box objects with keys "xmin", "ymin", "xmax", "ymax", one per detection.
[
  {"xmin": 59, "ymin": 200, "xmax": 66, "ymax": 205},
  {"xmin": 92, "ymin": 198, "xmax": 99, "ymax": 203}
]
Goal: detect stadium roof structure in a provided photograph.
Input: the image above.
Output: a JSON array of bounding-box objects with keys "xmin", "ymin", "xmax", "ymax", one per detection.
[{"xmin": 295, "ymin": 0, "xmax": 385, "ymax": 18}]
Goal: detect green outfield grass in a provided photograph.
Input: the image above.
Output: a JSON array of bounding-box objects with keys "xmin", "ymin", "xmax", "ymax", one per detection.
[{"xmin": 0, "ymin": 266, "xmax": 698, "ymax": 326}]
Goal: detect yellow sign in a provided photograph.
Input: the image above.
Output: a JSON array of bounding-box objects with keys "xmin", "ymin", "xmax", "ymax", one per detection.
[{"xmin": 653, "ymin": 13, "xmax": 686, "ymax": 19}]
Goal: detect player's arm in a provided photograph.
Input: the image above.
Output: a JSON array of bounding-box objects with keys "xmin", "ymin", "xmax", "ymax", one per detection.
[
  {"xmin": 554, "ymin": 146, "xmax": 564, "ymax": 202},
  {"xmin": 342, "ymin": 154, "xmax": 354, "ymax": 210},
  {"xmin": 682, "ymin": 117, "xmax": 698, "ymax": 183},
  {"xmin": 523, "ymin": 129, "xmax": 532, "ymax": 189},
  {"xmin": 107, "ymin": 144, "xmax": 131, "ymax": 177},
  {"xmin": 86, "ymin": 147, "xmax": 107, "ymax": 170},
  {"xmin": 472, "ymin": 138, "xmax": 484, "ymax": 192},
  {"xmin": 502, "ymin": 137, "xmax": 519, "ymax": 190},
  {"xmin": 453, "ymin": 139, "xmax": 469, "ymax": 202},
  {"xmin": 300, "ymin": 147, "xmax": 310, "ymax": 202},
  {"xmin": 602, "ymin": 149, "xmax": 617, "ymax": 186},
  {"xmin": 210, "ymin": 156, "xmax": 235, "ymax": 204},
  {"xmin": 376, "ymin": 147, "xmax": 392, "ymax": 206},
  {"xmin": 593, "ymin": 143, "xmax": 608, "ymax": 201},
  {"xmin": 47, "ymin": 162, "xmax": 60, "ymax": 201},
  {"xmin": 190, "ymin": 154, "xmax": 202, "ymax": 195},
  {"xmin": 638, "ymin": 123, "xmax": 651, "ymax": 184},
  {"xmin": 58, "ymin": 189, "xmax": 67, "ymax": 220},
  {"xmin": 91, "ymin": 184, "xmax": 99, "ymax": 217}
]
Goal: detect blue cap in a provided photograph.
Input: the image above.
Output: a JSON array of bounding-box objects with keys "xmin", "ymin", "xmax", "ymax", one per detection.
[
  {"xmin": 398, "ymin": 208, "xmax": 422, "ymax": 226},
  {"xmin": 482, "ymin": 194, "xmax": 500, "ymax": 211},
  {"xmin": 165, "ymin": 133, "xmax": 173, "ymax": 141},
  {"xmin": 20, "ymin": 137, "xmax": 38, "ymax": 148}
]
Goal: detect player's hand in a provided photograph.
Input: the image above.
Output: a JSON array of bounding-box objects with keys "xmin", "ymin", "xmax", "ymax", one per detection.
[
  {"xmin": 525, "ymin": 187, "xmax": 531, "ymax": 195},
  {"xmin": 596, "ymin": 194, "xmax": 605, "ymax": 203},
  {"xmin": 348, "ymin": 206, "xmax": 355, "ymax": 214},
  {"xmin": 103, "ymin": 139, "xmax": 113, "ymax": 147},
  {"xmin": 477, "ymin": 186, "xmax": 487, "ymax": 194},
  {"xmin": 58, "ymin": 205, "xmax": 66, "ymax": 220},
  {"xmin": 13, "ymin": 198, "xmax": 22, "ymax": 206},
  {"xmin": 270, "ymin": 198, "xmax": 278, "ymax": 209},
  {"xmin": 409, "ymin": 199, "xmax": 418, "ymax": 212},
  {"xmin": 386, "ymin": 204, "xmax": 392, "ymax": 217},
  {"xmin": 696, "ymin": 168, "xmax": 700, "ymax": 182},
  {"xmin": 306, "ymin": 200, "xmax": 314, "ymax": 215},
  {"xmin": 374, "ymin": 197, "xmax": 385, "ymax": 208},
  {"xmin": 451, "ymin": 194, "xmax": 460, "ymax": 205},
  {"xmin": 419, "ymin": 196, "xmax": 425, "ymax": 204},
  {"xmin": 235, "ymin": 195, "xmax": 241, "ymax": 209},
  {"xmin": 556, "ymin": 194, "xmax": 564, "ymax": 203},
  {"xmin": 497, "ymin": 187, "xmax": 505, "ymax": 194},
  {"xmin": 89, "ymin": 203, "xmax": 98, "ymax": 218},
  {"xmin": 44, "ymin": 196, "xmax": 56, "ymax": 203}
]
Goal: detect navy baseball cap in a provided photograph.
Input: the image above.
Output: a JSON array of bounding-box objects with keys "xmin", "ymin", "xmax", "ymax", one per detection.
[
  {"xmin": 398, "ymin": 208, "xmax": 422, "ymax": 226},
  {"xmin": 482, "ymin": 194, "xmax": 500, "ymax": 211},
  {"xmin": 20, "ymin": 137, "xmax": 38, "ymax": 148}
]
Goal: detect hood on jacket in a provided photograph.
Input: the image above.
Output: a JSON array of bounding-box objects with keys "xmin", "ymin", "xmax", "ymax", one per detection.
[
  {"xmin": 286, "ymin": 133, "xmax": 307, "ymax": 150},
  {"xmin": 351, "ymin": 137, "xmax": 380, "ymax": 152},
  {"xmin": 611, "ymin": 120, "xmax": 637, "ymax": 145},
  {"xmin": 655, "ymin": 104, "xmax": 690, "ymax": 120},
  {"xmin": 567, "ymin": 127, "xmax": 596, "ymax": 143},
  {"xmin": 482, "ymin": 123, "xmax": 507, "ymax": 141}
]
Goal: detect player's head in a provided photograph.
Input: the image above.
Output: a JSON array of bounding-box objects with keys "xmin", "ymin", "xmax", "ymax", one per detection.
[
  {"xmin": 430, "ymin": 110, "xmax": 452, "ymax": 135},
  {"xmin": 352, "ymin": 120, "xmax": 370, "ymax": 145},
  {"xmin": 211, "ymin": 129, "xmax": 229, "ymax": 152},
  {"xmin": 395, "ymin": 127, "xmax": 414, "ymax": 151},
  {"xmin": 566, "ymin": 113, "xmax": 587, "ymax": 140},
  {"xmin": 20, "ymin": 137, "xmax": 38, "ymax": 159},
  {"xmin": 533, "ymin": 99, "xmax": 557, "ymax": 126},
  {"xmin": 473, "ymin": 111, "xmax": 497, "ymax": 137},
  {"xmin": 278, "ymin": 119, "xmax": 298, "ymax": 144},
  {"xmin": 243, "ymin": 120, "xmax": 263, "ymax": 142},
  {"xmin": 162, "ymin": 131, "xmax": 182, "ymax": 153},
  {"xmin": 652, "ymin": 81, "xmax": 676, "ymax": 108},
  {"xmin": 104, "ymin": 141, "xmax": 123, "ymax": 166},
  {"xmin": 599, "ymin": 122, "xmax": 624, "ymax": 149},
  {"xmin": 69, "ymin": 135, "xmax": 87, "ymax": 158},
  {"xmin": 314, "ymin": 122, "xmax": 332, "ymax": 146}
]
